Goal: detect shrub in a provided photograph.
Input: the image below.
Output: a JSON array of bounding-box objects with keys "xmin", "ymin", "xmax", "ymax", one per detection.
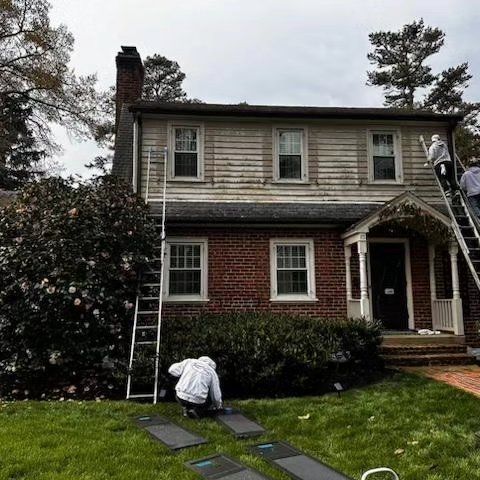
[
  {"xmin": 159, "ymin": 313, "xmax": 383, "ymax": 398},
  {"xmin": 0, "ymin": 176, "xmax": 156, "ymax": 398}
]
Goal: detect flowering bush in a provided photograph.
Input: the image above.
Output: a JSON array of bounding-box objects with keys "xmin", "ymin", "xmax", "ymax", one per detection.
[{"xmin": 0, "ymin": 176, "xmax": 156, "ymax": 398}]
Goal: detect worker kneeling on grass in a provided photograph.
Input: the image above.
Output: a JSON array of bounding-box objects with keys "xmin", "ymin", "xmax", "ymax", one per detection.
[{"xmin": 168, "ymin": 356, "xmax": 223, "ymax": 419}]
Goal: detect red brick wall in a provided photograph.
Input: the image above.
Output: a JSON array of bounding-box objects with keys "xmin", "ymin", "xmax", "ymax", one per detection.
[
  {"xmin": 163, "ymin": 227, "xmax": 348, "ymax": 318},
  {"xmin": 459, "ymin": 258, "xmax": 480, "ymax": 346}
]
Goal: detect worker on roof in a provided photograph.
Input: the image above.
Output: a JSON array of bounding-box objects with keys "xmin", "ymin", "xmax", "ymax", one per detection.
[
  {"xmin": 427, "ymin": 134, "xmax": 458, "ymax": 197},
  {"xmin": 168, "ymin": 356, "xmax": 223, "ymax": 419},
  {"xmin": 460, "ymin": 158, "xmax": 480, "ymax": 217}
]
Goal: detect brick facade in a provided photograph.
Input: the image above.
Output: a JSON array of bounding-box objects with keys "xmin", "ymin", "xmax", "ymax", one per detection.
[
  {"xmin": 163, "ymin": 227, "xmax": 348, "ymax": 319},
  {"xmin": 161, "ymin": 225, "xmax": 478, "ymax": 344}
]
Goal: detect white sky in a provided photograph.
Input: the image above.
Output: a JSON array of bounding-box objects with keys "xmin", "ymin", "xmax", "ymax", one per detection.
[{"xmin": 49, "ymin": 0, "xmax": 480, "ymax": 177}]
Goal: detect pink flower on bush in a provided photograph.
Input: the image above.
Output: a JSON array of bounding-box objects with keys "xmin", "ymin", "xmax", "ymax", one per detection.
[{"xmin": 74, "ymin": 298, "xmax": 82, "ymax": 306}]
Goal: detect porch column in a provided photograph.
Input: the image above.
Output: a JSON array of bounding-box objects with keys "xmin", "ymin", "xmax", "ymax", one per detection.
[
  {"xmin": 344, "ymin": 245, "xmax": 352, "ymax": 301},
  {"xmin": 449, "ymin": 242, "xmax": 464, "ymax": 335},
  {"xmin": 358, "ymin": 235, "xmax": 370, "ymax": 319}
]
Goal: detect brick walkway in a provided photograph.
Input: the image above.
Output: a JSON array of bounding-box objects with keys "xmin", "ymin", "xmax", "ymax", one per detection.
[{"xmin": 402, "ymin": 365, "xmax": 480, "ymax": 397}]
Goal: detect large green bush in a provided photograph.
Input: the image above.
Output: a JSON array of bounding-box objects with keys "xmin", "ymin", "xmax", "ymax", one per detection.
[
  {"xmin": 0, "ymin": 176, "xmax": 156, "ymax": 398},
  {"xmin": 159, "ymin": 313, "xmax": 383, "ymax": 398}
]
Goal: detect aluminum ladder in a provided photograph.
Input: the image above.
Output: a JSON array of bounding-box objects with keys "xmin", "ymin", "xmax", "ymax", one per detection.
[
  {"xmin": 126, "ymin": 147, "xmax": 168, "ymax": 403},
  {"xmin": 420, "ymin": 136, "xmax": 480, "ymax": 291}
]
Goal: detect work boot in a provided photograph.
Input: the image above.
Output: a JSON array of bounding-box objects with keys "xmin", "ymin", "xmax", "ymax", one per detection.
[
  {"xmin": 187, "ymin": 408, "xmax": 200, "ymax": 420},
  {"xmin": 182, "ymin": 407, "xmax": 188, "ymax": 417}
]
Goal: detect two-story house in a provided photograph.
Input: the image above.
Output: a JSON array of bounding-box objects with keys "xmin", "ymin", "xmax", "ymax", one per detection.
[{"xmin": 113, "ymin": 47, "xmax": 480, "ymax": 364}]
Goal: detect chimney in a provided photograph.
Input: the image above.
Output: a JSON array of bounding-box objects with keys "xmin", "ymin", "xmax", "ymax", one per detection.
[{"xmin": 115, "ymin": 46, "xmax": 144, "ymax": 130}]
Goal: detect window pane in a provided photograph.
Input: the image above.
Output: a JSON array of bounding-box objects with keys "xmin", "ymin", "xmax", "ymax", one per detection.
[
  {"xmin": 277, "ymin": 271, "xmax": 308, "ymax": 294},
  {"xmin": 373, "ymin": 134, "xmax": 394, "ymax": 157},
  {"xmin": 374, "ymin": 156, "xmax": 396, "ymax": 180},
  {"xmin": 169, "ymin": 270, "xmax": 201, "ymax": 295},
  {"xmin": 279, "ymin": 131, "xmax": 301, "ymax": 155},
  {"xmin": 277, "ymin": 245, "xmax": 306, "ymax": 269},
  {"xmin": 175, "ymin": 128, "xmax": 197, "ymax": 152},
  {"xmin": 174, "ymin": 152, "xmax": 198, "ymax": 177},
  {"xmin": 279, "ymin": 155, "xmax": 302, "ymax": 179}
]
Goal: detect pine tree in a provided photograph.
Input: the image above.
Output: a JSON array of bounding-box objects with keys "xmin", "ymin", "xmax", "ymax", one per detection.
[{"xmin": 367, "ymin": 19, "xmax": 480, "ymax": 161}]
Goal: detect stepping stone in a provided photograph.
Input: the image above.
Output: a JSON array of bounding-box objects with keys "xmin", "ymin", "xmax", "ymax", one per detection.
[
  {"xmin": 187, "ymin": 454, "xmax": 271, "ymax": 479},
  {"xmin": 251, "ymin": 441, "xmax": 353, "ymax": 480},
  {"xmin": 134, "ymin": 415, "xmax": 207, "ymax": 451},
  {"xmin": 216, "ymin": 410, "xmax": 266, "ymax": 438}
]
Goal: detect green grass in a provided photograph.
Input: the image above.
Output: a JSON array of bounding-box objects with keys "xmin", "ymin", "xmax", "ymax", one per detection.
[{"xmin": 1, "ymin": 373, "xmax": 480, "ymax": 479}]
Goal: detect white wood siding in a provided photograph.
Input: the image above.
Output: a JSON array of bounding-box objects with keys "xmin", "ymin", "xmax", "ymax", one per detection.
[{"xmin": 140, "ymin": 117, "xmax": 448, "ymax": 205}]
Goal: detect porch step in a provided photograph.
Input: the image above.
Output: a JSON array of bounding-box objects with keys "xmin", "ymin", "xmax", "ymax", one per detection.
[
  {"xmin": 380, "ymin": 344, "xmax": 468, "ymax": 356},
  {"xmin": 383, "ymin": 353, "xmax": 475, "ymax": 367},
  {"xmin": 382, "ymin": 334, "xmax": 465, "ymax": 345}
]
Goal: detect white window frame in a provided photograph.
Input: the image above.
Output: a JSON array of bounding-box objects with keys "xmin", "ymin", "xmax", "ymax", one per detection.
[
  {"xmin": 272, "ymin": 127, "xmax": 308, "ymax": 183},
  {"xmin": 168, "ymin": 122, "xmax": 205, "ymax": 181},
  {"xmin": 367, "ymin": 129, "xmax": 403, "ymax": 184},
  {"xmin": 164, "ymin": 237, "xmax": 209, "ymax": 303},
  {"xmin": 270, "ymin": 238, "xmax": 317, "ymax": 302}
]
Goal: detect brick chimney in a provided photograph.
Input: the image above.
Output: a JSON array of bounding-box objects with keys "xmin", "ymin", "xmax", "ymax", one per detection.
[{"xmin": 115, "ymin": 46, "xmax": 144, "ymax": 130}]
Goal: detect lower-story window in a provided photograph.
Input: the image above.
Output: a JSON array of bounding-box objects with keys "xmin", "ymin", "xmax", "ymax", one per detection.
[
  {"xmin": 165, "ymin": 238, "xmax": 208, "ymax": 302},
  {"xmin": 270, "ymin": 239, "xmax": 316, "ymax": 301}
]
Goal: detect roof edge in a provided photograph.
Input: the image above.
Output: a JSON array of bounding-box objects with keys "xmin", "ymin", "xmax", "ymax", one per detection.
[{"xmin": 129, "ymin": 101, "xmax": 463, "ymax": 123}]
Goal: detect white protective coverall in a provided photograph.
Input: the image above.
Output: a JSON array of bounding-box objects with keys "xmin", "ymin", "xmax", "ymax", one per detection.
[{"xmin": 168, "ymin": 356, "xmax": 223, "ymax": 408}]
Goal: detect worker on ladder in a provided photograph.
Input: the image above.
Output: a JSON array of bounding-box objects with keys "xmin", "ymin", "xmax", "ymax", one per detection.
[
  {"xmin": 427, "ymin": 134, "xmax": 458, "ymax": 197},
  {"xmin": 168, "ymin": 356, "xmax": 223, "ymax": 419}
]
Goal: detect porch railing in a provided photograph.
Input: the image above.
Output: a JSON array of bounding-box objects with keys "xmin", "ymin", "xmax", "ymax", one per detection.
[{"xmin": 432, "ymin": 299, "xmax": 454, "ymax": 332}]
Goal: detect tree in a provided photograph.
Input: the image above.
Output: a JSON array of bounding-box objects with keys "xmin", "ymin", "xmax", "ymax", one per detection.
[
  {"xmin": 0, "ymin": 175, "xmax": 157, "ymax": 398},
  {"xmin": 0, "ymin": 0, "xmax": 103, "ymax": 186},
  {"xmin": 143, "ymin": 54, "xmax": 188, "ymax": 102},
  {"xmin": 0, "ymin": 95, "xmax": 46, "ymax": 189},
  {"xmin": 367, "ymin": 19, "xmax": 480, "ymax": 161}
]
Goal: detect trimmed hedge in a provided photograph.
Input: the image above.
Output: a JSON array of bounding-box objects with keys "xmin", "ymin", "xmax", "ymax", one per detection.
[{"xmin": 159, "ymin": 313, "xmax": 383, "ymax": 398}]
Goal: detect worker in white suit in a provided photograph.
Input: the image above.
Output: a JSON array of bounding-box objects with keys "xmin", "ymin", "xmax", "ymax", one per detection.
[
  {"xmin": 427, "ymin": 134, "xmax": 458, "ymax": 196},
  {"xmin": 168, "ymin": 356, "xmax": 223, "ymax": 418}
]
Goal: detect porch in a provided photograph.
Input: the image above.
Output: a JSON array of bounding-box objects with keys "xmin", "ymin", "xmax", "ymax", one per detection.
[{"xmin": 342, "ymin": 192, "xmax": 465, "ymax": 336}]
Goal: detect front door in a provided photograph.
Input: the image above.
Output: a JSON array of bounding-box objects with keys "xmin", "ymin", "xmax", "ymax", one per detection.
[{"xmin": 370, "ymin": 242, "xmax": 409, "ymax": 330}]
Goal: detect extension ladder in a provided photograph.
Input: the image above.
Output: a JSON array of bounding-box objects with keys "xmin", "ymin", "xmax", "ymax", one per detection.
[
  {"xmin": 126, "ymin": 148, "xmax": 168, "ymax": 403},
  {"xmin": 420, "ymin": 136, "xmax": 480, "ymax": 291}
]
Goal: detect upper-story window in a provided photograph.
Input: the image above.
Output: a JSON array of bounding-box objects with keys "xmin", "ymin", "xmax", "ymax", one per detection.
[
  {"xmin": 273, "ymin": 128, "xmax": 308, "ymax": 182},
  {"xmin": 169, "ymin": 124, "xmax": 204, "ymax": 180},
  {"xmin": 368, "ymin": 130, "xmax": 403, "ymax": 183}
]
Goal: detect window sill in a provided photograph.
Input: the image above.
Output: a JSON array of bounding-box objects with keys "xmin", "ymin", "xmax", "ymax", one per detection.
[
  {"xmin": 270, "ymin": 297, "xmax": 318, "ymax": 304},
  {"xmin": 367, "ymin": 181, "xmax": 405, "ymax": 186},
  {"xmin": 272, "ymin": 180, "xmax": 310, "ymax": 185},
  {"xmin": 164, "ymin": 298, "xmax": 210, "ymax": 304},
  {"xmin": 168, "ymin": 178, "xmax": 207, "ymax": 183}
]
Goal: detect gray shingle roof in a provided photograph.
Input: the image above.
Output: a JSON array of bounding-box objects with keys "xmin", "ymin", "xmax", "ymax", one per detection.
[
  {"xmin": 130, "ymin": 101, "xmax": 463, "ymax": 123},
  {"xmin": 149, "ymin": 201, "xmax": 383, "ymax": 226}
]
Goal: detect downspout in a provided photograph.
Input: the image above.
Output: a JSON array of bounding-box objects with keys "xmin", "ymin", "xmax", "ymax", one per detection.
[
  {"xmin": 132, "ymin": 114, "xmax": 138, "ymax": 192},
  {"xmin": 132, "ymin": 113, "xmax": 143, "ymax": 196}
]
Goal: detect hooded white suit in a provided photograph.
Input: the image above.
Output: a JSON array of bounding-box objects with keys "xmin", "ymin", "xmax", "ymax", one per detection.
[{"xmin": 168, "ymin": 356, "xmax": 223, "ymax": 408}]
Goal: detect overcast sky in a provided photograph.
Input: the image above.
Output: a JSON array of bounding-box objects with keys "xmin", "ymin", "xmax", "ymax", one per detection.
[{"xmin": 49, "ymin": 0, "xmax": 480, "ymax": 177}]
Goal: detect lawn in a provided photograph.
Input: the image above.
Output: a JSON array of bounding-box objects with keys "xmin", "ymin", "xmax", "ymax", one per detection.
[{"xmin": 1, "ymin": 373, "xmax": 480, "ymax": 480}]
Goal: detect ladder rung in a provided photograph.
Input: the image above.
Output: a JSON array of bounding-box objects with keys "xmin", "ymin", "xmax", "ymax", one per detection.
[
  {"xmin": 127, "ymin": 393, "xmax": 155, "ymax": 399},
  {"xmin": 141, "ymin": 283, "xmax": 161, "ymax": 287},
  {"xmin": 136, "ymin": 341, "xmax": 157, "ymax": 345},
  {"xmin": 144, "ymin": 270, "xmax": 162, "ymax": 274},
  {"xmin": 139, "ymin": 296, "xmax": 160, "ymax": 301},
  {"xmin": 137, "ymin": 311, "xmax": 159, "ymax": 314},
  {"xmin": 136, "ymin": 325, "xmax": 158, "ymax": 330}
]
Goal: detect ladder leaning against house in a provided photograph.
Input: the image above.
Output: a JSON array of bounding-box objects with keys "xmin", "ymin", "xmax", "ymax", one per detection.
[
  {"xmin": 419, "ymin": 136, "xmax": 480, "ymax": 291},
  {"xmin": 126, "ymin": 147, "xmax": 168, "ymax": 403}
]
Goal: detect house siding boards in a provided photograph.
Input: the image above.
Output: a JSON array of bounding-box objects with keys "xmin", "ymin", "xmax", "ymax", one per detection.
[{"xmin": 139, "ymin": 117, "xmax": 447, "ymax": 205}]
